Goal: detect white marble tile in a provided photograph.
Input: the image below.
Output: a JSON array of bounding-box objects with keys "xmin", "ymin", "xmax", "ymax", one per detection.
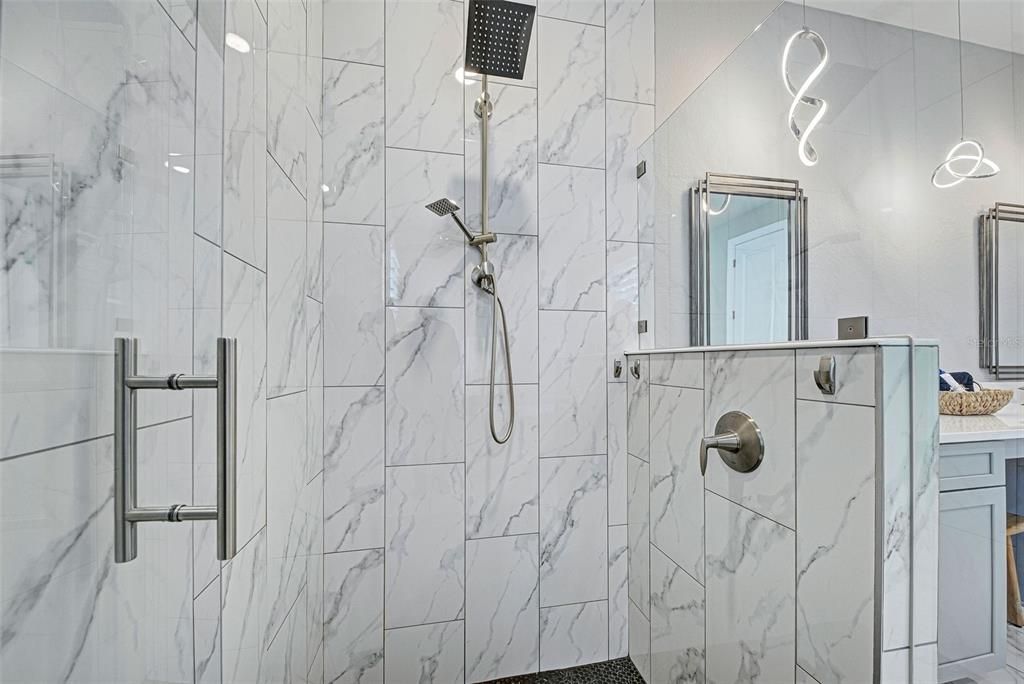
[
  {"xmin": 385, "ymin": 621, "xmax": 465, "ymax": 683},
  {"xmin": 266, "ymin": 391, "xmax": 310, "ymax": 643},
  {"xmin": 629, "ymin": 598, "xmax": 652, "ymax": 683},
  {"xmin": 539, "ymin": 0, "xmax": 604, "ymax": 27},
  {"xmin": 464, "ymin": 83, "xmax": 538, "ymax": 236},
  {"xmin": 194, "ymin": 577, "xmax": 221, "ymax": 684},
  {"xmin": 268, "ymin": 0, "xmax": 307, "ymax": 56},
  {"xmin": 223, "ymin": 529, "xmax": 268, "ymax": 684},
  {"xmin": 539, "ymin": 455, "xmax": 608, "ymax": 606},
  {"xmin": 385, "ymin": 148, "xmax": 465, "ymax": 307},
  {"xmin": 539, "ymin": 310, "xmax": 607, "ymax": 457},
  {"xmin": 636, "ymin": 137, "xmax": 655, "ymax": 245},
  {"xmin": 385, "ymin": 464, "xmax": 465, "ymax": 628},
  {"xmin": 323, "ymin": 222, "xmax": 385, "ymax": 386},
  {"xmin": 609, "ymin": 525, "xmax": 629, "ymax": 658},
  {"xmin": 607, "ymin": 240, "xmax": 639, "ymax": 381},
  {"xmin": 384, "ymin": 0, "xmax": 463, "ymax": 154},
  {"xmin": 324, "ymin": 0, "xmax": 384, "ymax": 65},
  {"xmin": 913, "ymin": 346, "xmax": 940, "ymax": 649},
  {"xmin": 608, "ymin": 382, "xmax": 628, "ymax": 526},
  {"xmin": 324, "ymin": 387, "xmax": 385, "ymax": 553},
  {"xmin": 323, "ymin": 60, "xmax": 385, "ymax": 226},
  {"xmin": 796, "ymin": 400, "xmax": 876, "ymax": 684},
  {"xmin": 704, "ymin": 349, "xmax": 797, "ymax": 528},
  {"xmin": 466, "ymin": 234, "xmax": 539, "ymax": 385},
  {"xmin": 224, "ymin": 0, "xmax": 269, "ymax": 271},
  {"xmin": 540, "ymin": 601, "xmax": 609, "ymax": 670},
  {"xmin": 627, "ymin": 355, "xmax": 649, "ymax": 461},
  {"xmin": 638, "ymin": 243, "xmax": 655, "ymax": 348},
  {"xmin": 305, "ymin": 481, "xmax": 325, "ymax": 671},
  {"xmin": 306, "ymin": 299, "xmax": 325, "ymax": 482},
  {"xmin": 538, "ymin": 164, "xmax": 605, "ymax": 311},
  {"xmin": 385, "ymin": 306, "xmax": 465, "ymax": 465},
  {"xmin": 538, "ymin": 17, "xmax": 605, "ymax": 167},
  {"xmin": 880, "ymin": 347, "xmax": 911, "ymax": 651},
  {"xmin": 705, "ymin": 492, "xmax": 795, "ymax": 684},
  {"xmin": 606, "ymin": 101, "xmax": 654, "ymax": 242},
  {"xmin": 268, "ymin": 50, "xmax": 308, "ymax": 191},
  {"xmin": 605, "ymin": 0, "xmax": 654, "ymax": 103},
  {"xmin": 466, "ymin": 384, "xmax": 539, "ymax": 539},
  {"xmin": 306, "ymin": 0, "xmax": 324, "ymax": 129},
  {"xmin": 627, "ymin": 454, "xmax": 650, "ymax": 617},
  {"xmin": 650, "ymin": 546, "xmax": 704, "ymax": 684},
  {"xmin": 306, "ymin": 122, "xmax": 323, "ymax": 300},
  {"xmin": 466, "ymin": 535, "xmax": 541, "ymax": 682},
  {"xmin": 268, "ymin": 159, "xmax": 308, "ymax": 398},
  {"xmin": 262, "ymin": 591, "xmax": 307, "ymax": 683},
  {"xmin": 650, "ymin": 384, "xmax": 705, "ymax": 585},
  {"xmin": 224, "ymin": 254, "xmax": 269, "ymax": 545},
  {"xmin": 795, "ymin": 347, "xmax": 877, "ymax": 406},
  {"xmin": 649, "ymin": 352, "xmax": 703, "ymax": 389},
  {"xmin": 324, "ymin": 549, "xmax": 385, "ymax": 684}
]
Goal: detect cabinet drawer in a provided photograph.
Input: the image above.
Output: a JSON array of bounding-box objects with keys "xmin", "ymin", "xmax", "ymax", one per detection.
[{"xmin": 939, "ymin": 441, "xmax": 1009, "ymax": 492}]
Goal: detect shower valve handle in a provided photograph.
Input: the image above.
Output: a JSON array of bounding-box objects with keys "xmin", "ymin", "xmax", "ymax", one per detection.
[{"xmin": 699, "ymin": 411, "xmax": 764, "ymax": 476}]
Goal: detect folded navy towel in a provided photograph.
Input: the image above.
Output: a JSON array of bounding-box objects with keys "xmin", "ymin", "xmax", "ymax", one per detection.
[{"xmin": 939, "ymin": 369, "xmax": 976, "ymax": 392}]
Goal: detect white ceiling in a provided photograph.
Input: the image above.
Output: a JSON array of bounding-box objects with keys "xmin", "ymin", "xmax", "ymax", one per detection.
[{"xmin": 805, "ymin": 0, "xmax": 1024, "ymax": 55}]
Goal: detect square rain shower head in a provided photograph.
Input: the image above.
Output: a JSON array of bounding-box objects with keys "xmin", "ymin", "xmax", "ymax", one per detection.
[{"xmin": 464, "ymin": 0, "xmax": 536, "ymax": 81}]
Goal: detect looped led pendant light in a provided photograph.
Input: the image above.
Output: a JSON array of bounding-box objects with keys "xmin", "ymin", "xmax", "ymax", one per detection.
[
  {"xmin": 931, "ymin": 0, "xmax": 999, "ymax": 189},
  {"xmin": 782, "ymin": 7, "xmax": 829, "ymax": 167}
]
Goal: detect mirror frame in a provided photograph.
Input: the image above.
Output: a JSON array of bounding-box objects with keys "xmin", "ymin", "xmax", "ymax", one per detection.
[
  {"xmin": 689, "ymin": 172, "xmax": 808, "ymax": 346},
  {"xmin": 979, "ymin": 202, "xmax": 1024, "ymax": 379}
]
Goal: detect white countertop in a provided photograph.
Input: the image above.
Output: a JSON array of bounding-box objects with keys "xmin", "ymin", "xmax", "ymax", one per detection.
[{"xmin": 940, "ymin": 403, "xmax": 1024, "ymax": 444}]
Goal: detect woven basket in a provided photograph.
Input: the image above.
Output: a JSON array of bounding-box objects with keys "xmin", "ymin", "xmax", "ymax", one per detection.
[{"xmin": 939, "ymin": 386, "xmax": 1014, "ymax": 416}]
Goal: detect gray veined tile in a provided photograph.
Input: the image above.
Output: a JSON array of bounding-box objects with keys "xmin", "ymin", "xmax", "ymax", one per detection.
[
  {"xmin": 268, "ymin": 0, "xmax": 307, "ymax": 56},
  {"xmin": 325, "ymin": 387, "xmax": 385, "ymax": 553},
  {"xmin": 540, "ymin": 601, "xmax": 609, "ymax": 671},
  {"xmin": 466, "ymin": 535, "xmax": 541, "ymax": 682},
  {"xmin": 323, "ymin": 60, "xmax": 384, "ymax": 226},
  {"xmin": 606, "ymin": 100, "xmax": 654, "ymax": 242},
  {"xmin": 795, "ymin": 346, "xmax": 877, "ymax": 406},
  {"xmin": 649, "ymin": 352, "xmax": 702, "ymax": 389},
  {"xmin": 385, "ymin": 0, "xmax": 464, "ymax": 154},
  {"xmin": 466, "ymin": 385, "xmax": 539, "ymax": 539},
  {"xmin": 628, "ymin": 598, "xmax": 651, "ymax": 682},
  {"xmin": 626, "ymin": 355, "xmax": 649, "ymax": 461},
  {"xmin": 638, "ymin": 243, "xmax": 655, "ymax": 348},
  {"xmin": 605, "ymin": 0, "xmax": 654, "ymax": 104},
  {"xmin": 705, "ymin": 492, "xmax": 795, "ymax": 684},
  {"xmin": 385, "ymin": 147, "xmax": 465, "ymax": 308},
  {"xmin": 268, "ymin": 50, "xmax": 307, "ymax": 191},
  {"xmin": 539, "ymin": 310, "xmax": 607, "ymax": 457},
  {"xmin": 324, "ymin": 549, "xmax": 385, "ymax": 684},
  {"xmin": 609, "ymin": 525, "xmax": 629, "ymax": 659},
  {"xmin": 222, "ymin": 528, "xmax": 268, "ymax": 684},
  {"xmin": 305, "ymin": 118, "xmax": 323, "ymax": 300},
  {"xmin": 385, "ymin": 464, "xmax": 465, "ymax": 629},
  {"xmin": 636, "ymin": 137, "xmax": 654, "ymax": 245},
  {"xmin": 267, "ymin": 161, "xmax": 307, "ymax": 398},
  {"xmin": 466, "ymin": 234, "xmax": 539, "ymax": 385},
  {"xmin": 796, "ymin": 400, "xmax": 876, "ymax": 684},
  {"xmin": 607, "ymin": 240, "xmax": 639, "ymax": 382},
  {"xmin": 651, "ymin": 546, "xmax": 705, "ymax": 684},
  {"xmin": 538, "ymin": 17, "xmax": 605, "ymax": 167},
  {"xmin": 538, "ymin": 0, "xmax": 604, "ymax": 27},
  {"xmin": 306, "ymin": 0, "xmax": 324, "ymax": 129},
  {"xmin": 324, "ymin": 0, "xmax": 384, "ymax": 65},
  {"xmin": 608, "ymin": 382, "xmax": 628, "ymax": 526},
  {"xmin": 704, "ymin": 349, "xmax": 796, "ymax": 528},
  {"xmin": 538, "ymin": 164, "xmax": 605, "ymax": 311},
  {"xmin": 627, "ymin": 454, "xmax": 650, "ymax": 616},
  {"xmin": 539, "ymin": 455, "xmax": 607, "ymax": 607},
  {"xmin": 305, "ymin": 299, "xmax": 325, "ymax": 483},
  {"xmin": 323, "ymin": 222, "xmax": 384, "ymax": 386},
  {"xmin": 464, "ymin": 82, "xmax": 538, "ymax": 236},
  {"xmin": 385, "ymin": 620, "xmax": 465, "ymax": 684},
  {"xmin": 650, "ymin": 384, "xmax": 704, "ymax": 585},
  {"xmin": 385, "ymin": 306, "xmax": 465, "ymax": 466}
]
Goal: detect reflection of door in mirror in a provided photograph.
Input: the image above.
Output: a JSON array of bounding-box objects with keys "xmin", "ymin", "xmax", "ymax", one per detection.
[{"xmin": 726, "ymin": 220, "xmax": 788, "ymax": 344}]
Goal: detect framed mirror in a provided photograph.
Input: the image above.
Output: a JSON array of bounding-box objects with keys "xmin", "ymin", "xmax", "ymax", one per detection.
[
  {"xmin": 980, "ymin": 203, "xmax": 1024, "ymax": 379},
  {"xmin": 689, "ymin": 173, "xmax": 808, "ymax": 346}
]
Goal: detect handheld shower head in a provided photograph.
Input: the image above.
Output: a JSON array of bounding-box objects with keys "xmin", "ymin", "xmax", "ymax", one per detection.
[{"xmin": 425, "ymin": 198, "xmax": 461, "ymax": 217}]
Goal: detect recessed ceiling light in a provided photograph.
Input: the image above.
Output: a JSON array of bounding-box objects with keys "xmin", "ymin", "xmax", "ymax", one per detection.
[{"xmin": 225, "ymin": 32, "xmax": 251, "ymax": 54}]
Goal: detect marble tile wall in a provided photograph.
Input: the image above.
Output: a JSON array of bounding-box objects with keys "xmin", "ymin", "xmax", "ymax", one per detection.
[
  {"xmin": 0, "ymin": 0, "xmax": 325, "ymax": 681},
  {"xmin": 625, "ymin": 344, "xmax": 941, "ymax": 684},
  {"xmin": 319, "ymin": 0, "xmax": 654, "ymax": 679}
]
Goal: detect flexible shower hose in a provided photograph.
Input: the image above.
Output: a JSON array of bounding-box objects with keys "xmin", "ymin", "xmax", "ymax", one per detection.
[{"xmin": 479, "ymin": 274, "xmax": 515, "ymax": 444}]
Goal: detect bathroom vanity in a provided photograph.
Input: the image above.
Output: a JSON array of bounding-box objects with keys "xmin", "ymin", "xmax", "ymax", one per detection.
[
  {"xmin": 937, "ymin": 404, "xmax": 1024, "ymax": 682},
  {"xmin": 624, "ymin": 339, "xmax": 940, "ymax": 684}
]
